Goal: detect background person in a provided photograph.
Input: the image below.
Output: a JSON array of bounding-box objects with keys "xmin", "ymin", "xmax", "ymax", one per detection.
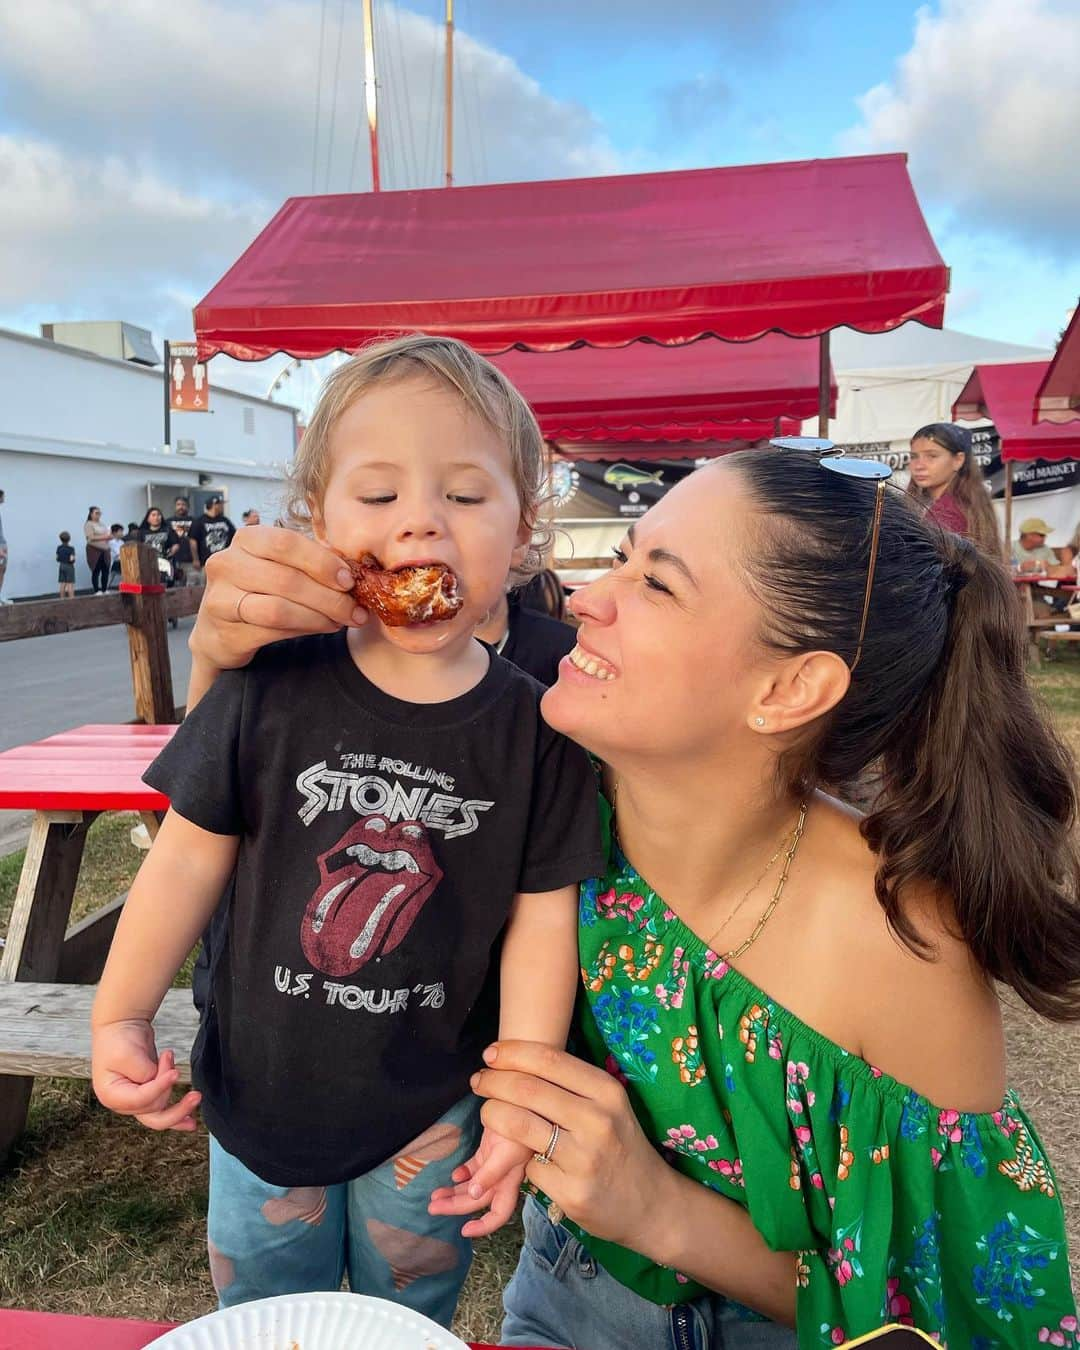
[
  {"xmin": 107, "ymin": 523, "xmax": 125, "ymax": 590},
  {"xmin": 241, "ymin": 508, "xmax": 261, "ymax": 526},
  {"xmin": 1013, "ymin": 516, "xmax": 1074, "ymax": 617},
  {"xmin": 906, "ymin": 422, "xmax": 1001, "ymax": 557},
  {"xmin": 190, "ymin": 495, "xmax": 236, "ymax": 572},
  {"xmin": 138, "ymin": 507, "xmax": 181, "ymax": 564},
  {"xmin": 168, "ymin": 497, "xmax": 195, "ymax": 581},
  {"xmin": 56, "ymin": 530, "xmax": 76, "ymax": 599},
  {"xmin": 474, "ymin": 571, "xmax": 575, "ymax": 686},
  {"xmin": 0, "ymin": 486, "xmax": 8, "ymax": 604},
  {"xmin": 83, "ymin": 505, "xmax": 111, "ymax": 595}
]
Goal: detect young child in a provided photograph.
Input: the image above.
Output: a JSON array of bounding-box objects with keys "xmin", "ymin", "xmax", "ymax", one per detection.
[
  {"xmin": 56, "ymin": 531, "xmax": 76, "ymax": 599},
  {"xmin": 90, "ymin": 335, "xmax": 603, "ymax": 1326},
  {"xmin": 107, "ymin": 522, "xmax": 125, "ymax": 589}
]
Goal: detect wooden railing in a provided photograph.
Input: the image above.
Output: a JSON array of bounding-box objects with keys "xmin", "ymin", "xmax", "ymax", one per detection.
[{"xmin": 0, "ymin": 543, "xmax": 202, "ymax": 724}]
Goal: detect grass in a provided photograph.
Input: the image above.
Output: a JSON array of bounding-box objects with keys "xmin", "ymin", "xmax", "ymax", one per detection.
[{"xmin": 2, "ymin": 666, "xmax": 1080, "ymax": 1335}]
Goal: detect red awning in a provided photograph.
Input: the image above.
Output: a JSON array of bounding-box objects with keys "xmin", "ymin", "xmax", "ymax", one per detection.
[
  {"xmin": 195, "ymin": 154, "xmax": 948, "ymax": 361},
  {"xmin": 953, "ymin": 361, "xmax": 1080, "ymax": 461},
  {"xmin": 491, "ymin": 334, "xmax": 833, "ymax": 444},
  {"xmin": 1035, "ymin": 305, "xmax": 1080, "ymax": 424}
]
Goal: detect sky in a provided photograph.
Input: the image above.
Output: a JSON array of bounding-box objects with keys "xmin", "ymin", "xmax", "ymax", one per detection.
[{"xmin": 0, "ymin": 0, "xmax": 1077, "ymax": 402}]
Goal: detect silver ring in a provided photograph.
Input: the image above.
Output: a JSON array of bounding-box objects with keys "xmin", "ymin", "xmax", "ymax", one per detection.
[
  {"xmin": 234, "ymin": 591, "xmax": 248, "ymax": 623},
  {"xmin": 533, "ymin": 1121, "xmax": 559, "ymax": 1165}
]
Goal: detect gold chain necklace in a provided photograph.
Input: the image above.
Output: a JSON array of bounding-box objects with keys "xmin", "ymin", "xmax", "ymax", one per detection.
[{"xmin": 610, "ymin": 781, "xmax": 809, "ymax": 963}]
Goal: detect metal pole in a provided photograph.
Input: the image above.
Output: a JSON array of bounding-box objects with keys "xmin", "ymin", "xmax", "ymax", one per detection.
[
  {"xmin": 362, "ymin": 0, "xmax": 380, "ymax": 191},
  {"xmin": 817, "ymin": 332, "xmax": 830, "ymax": 438},
  {"xmin": 163, "ymin": 338, "xmax": 171, "ymax": 452},
  {"xmin": 444, "ymin": 0, "xmax": 454, "ymax": 186},
  {"xmin": 1004, "ymin": 460, "xmax": 1014, "ymax": 561}
]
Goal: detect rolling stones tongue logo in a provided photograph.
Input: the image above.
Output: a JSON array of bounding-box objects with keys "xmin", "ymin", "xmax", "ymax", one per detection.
[{"xmin": 301, "ymin": 816, "xmax": 442, "ymax": 977}]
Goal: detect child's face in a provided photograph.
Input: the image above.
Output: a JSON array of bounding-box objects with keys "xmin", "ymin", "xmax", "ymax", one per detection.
[{"xmin": 311, "ymin": 374, "xmax": 530, "ymax": 652}]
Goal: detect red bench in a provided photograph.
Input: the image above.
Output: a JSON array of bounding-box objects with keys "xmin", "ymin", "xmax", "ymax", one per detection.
[{"xmin": 0, "ymin": 724, "xmax": 188, "ymax": 1158}]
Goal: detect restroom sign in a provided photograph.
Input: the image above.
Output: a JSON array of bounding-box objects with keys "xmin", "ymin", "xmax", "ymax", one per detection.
[{"xmin": 168, "ymin": 341, "xmax": 210, "ymax": 411}]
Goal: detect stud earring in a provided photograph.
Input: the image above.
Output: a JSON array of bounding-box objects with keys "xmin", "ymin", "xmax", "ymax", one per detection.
[{"xmin": 754, "ymin": 716, "xmax": 766, "ymax": 727}]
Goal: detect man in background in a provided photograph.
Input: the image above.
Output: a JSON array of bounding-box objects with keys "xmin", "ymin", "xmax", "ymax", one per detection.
[
  {"xmin": 190, "ymin": 495, "xmax": 236, "ymax": 570},
  {"xmin": 168, "ymin": 496, "xmax": 195, "ymax": 583},
  {"xmin": 242, "ymin": 508, "xmax": 261, "ymax": 526},
  {"xmin": 0, "ymin": 487, "xmax": 8, "ymax": 604}
]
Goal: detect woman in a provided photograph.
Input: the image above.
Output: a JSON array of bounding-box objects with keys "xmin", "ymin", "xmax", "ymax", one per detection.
[
  {"xmin": 906, "ymin": 423, "xmax": 1001, "ymax": 558},
  {"xmin": 83, "ymin": 505, "xmax": 111, "ymax": 595},
  {"xmin": 138, "ymin": 508, "xmax": 181, "ymax": 566},
  {"xmin": 184, "ymin": 458, "xmax": 1079, "ymax": 1348}
]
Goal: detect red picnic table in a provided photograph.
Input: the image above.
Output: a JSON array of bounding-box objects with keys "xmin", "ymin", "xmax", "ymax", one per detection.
[
  {"xmin": 0, "ymin": 1309, "xmax": 527, "ymax": 1349},
  {"xmin": 0, "ymin": 723, "xmax": 179, "ymax": 1158}
]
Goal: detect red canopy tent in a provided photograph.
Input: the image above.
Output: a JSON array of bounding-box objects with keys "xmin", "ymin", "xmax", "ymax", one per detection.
[
  {"xmin": 194, "ymin": 154, "xmax": 947, "ymax": 372},
  {"xmin": 1035, "ymin": 304, "xmax": 1080, "ymax": 425},
  {"xmin": 490, "ymin": 334, "xmax": 833, "ymax": 454},
  {"xmin": 953, "ymin": 360, "xmax": 1080, "ymax": 542}
]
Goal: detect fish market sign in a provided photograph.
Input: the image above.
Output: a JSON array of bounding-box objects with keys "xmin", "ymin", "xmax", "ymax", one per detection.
[{"xmin": 553, "ymin": 458, "xmax": 698, "ymax": 519}]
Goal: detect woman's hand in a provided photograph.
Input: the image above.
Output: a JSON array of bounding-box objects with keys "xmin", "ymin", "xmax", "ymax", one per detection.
[
  {"xmin": 188, "ymin": 525, "xmax": 367, "ymax": 674},
  {"xmin": 446, "ymin": 1040, "xmax": 675, "ymax": 1252}
]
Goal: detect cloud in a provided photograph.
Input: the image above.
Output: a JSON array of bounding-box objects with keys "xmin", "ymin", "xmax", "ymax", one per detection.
[
  {"xmin": 0, "ymin": 0, "xmax": 627, "ymax": 365},
  {"xmin": 842, "ymin": 0, "xmax": 1080, "ymax": 258},
  {"xmin": 0, "ymin": 134, "xmax": 267, "ymax": 322},
  {"xmin": 658, "ymin": 73, "xmax": 731, "ymax": 139}
]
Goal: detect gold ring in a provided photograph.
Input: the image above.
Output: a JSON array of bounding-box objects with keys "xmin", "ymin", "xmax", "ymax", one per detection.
[
  {"xmin": 234, "ymin": 592, "xmax": 248, "ymax": 623},
  {"xmin": 533, "ymin": 1122, "xmax": 559, "ymax": 1166}
]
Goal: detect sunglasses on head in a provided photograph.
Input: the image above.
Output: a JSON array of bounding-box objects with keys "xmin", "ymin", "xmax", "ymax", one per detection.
[{"xmin": 769, "ymin": 437, "xmax": 893, "ymax": 673}]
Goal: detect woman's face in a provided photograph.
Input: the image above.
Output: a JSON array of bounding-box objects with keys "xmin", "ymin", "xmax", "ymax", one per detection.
[
  {"xmin": 908, "ymin": 436, "xmax": 965, "ymax": 493},
  {"xmin": 90, "ymin": 508, "xmax": 101, "ymax": 521},
  {"xmin": 148, "ymin": 509, "xmax": 163, "ymax": 527},
  {"xmin": 541, "ymin": 464, "xmax": 767, "ymax": 764}
]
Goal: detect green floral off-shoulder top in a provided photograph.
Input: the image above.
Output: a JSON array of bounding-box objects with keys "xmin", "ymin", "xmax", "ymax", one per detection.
[{"xmin": 564, "ymin": 793, "xmax": 1077, "ymax": 1348}]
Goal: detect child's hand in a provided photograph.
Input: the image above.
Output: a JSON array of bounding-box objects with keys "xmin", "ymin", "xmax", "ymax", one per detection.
[
  {"xmin": 429, "ymin": 1127, "xmax": 533, "ymax": 1238},
  {"xmin": 91, "ymin": 1019, "xmax": 201, "ymax": 1132}
]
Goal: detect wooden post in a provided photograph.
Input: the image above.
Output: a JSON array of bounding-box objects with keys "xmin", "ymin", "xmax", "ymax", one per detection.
[
  {"xmin": 1004, "ymin": 460, "xmax": 1014, "ymax": 563},
  {"xmin": 120, "ymin": 542, "xmax": 176, "ymax": 725}
]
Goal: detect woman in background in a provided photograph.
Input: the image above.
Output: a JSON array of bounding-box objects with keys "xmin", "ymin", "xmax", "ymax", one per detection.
[
  {"xmin": 906, "ymin": 423, "xmax": 1001, "ymax": 559},
  {"xmin": 83, "ymin": 505, "xmax": 112, "ymax": 595}
]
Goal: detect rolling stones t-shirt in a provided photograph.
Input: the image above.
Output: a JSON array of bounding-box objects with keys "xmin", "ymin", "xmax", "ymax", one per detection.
[{"xmin": 144, "ymin": 630, "xmax": 603, "ymax": 1186}]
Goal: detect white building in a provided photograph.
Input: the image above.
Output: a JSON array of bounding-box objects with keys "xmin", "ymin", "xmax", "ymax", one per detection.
[{"xmin": 0, "ymin": 325, "xmax": 296, "ymax": 598}]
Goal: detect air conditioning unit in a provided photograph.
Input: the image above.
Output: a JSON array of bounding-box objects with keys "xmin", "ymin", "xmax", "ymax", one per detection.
[{"xmin": 176, "ymin": 438, "xmax": 197, "ymax": 456}]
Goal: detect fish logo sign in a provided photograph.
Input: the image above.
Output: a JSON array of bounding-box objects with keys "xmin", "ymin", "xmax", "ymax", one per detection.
[{"xmin": 603, "ymin": 462, "xmax": 666, "ymax": 493}]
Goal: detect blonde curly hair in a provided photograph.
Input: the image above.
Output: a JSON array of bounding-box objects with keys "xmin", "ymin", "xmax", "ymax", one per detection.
[{"xmin": 284, "ymin": 333, "xmax": 552, "ymax": 575}]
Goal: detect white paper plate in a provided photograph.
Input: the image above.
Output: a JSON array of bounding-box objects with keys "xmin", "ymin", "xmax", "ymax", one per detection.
[{"xmin": 144, "ymin": 1291, "xmax": 472, "ymax": 1350}]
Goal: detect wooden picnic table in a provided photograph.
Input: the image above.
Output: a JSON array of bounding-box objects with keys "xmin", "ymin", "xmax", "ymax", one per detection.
[
  {"xmin": 0, "ymin": 723, "xmax": 178, "ymax": 1159},
  {"xmin": 0, "ymin": 1308, "xmax": 539, "ymax": 1349}
]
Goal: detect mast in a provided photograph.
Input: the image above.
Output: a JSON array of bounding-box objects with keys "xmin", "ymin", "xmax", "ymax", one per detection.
[
  {"xmin": 362, "ymin": 0, "xmax": 381, "ymax": 191},
  {"xmin": 444, "ymin": 0, "xmax": 454, "ymax": 186}
]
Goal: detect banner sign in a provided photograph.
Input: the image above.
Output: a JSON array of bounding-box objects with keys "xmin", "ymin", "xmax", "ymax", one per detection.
[
  {"xmin": 550, "ymin": 458, "xmax": 702, "ymax": 520},
  {"xmin": 168, "ymin": 341, "xmax": 210, "ymax": 412}
]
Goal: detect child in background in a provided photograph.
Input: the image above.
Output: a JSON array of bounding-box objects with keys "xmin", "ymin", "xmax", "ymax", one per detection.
[
  {"xmin": 56, "ymin": 531, "xmax": 76, "ymax": 599},
  {"xmin": 90, "ymin": 335, "xmax": 603, "ymax": 1326},
  {"xmin": 107, "ymin": 523, "xmax": 125, "ymax": 590}
]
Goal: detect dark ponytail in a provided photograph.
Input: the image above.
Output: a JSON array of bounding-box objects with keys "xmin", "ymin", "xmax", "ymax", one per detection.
[
  {"xmin": 730, "ymin": 448, "xmax": 1080, "ymax": 1020},
  {"xmin": 864, "ymin": 534, "xmax": 1080, "ymax": 1020}
]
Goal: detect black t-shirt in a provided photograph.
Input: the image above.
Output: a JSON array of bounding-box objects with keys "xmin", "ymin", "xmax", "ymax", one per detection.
[
  {"xmin": 140, "ymin": 526, "xmax": 180, "ymax": 558},
  {"xmin": 502, "ymin": 598, "xmax": 576, "ymax": 687},
  {"xmin": 56, "ymin": 544, "xmax": 75, "ymax": 565},
  {"xmin": 145, "ymin": 630, "xmax": 603, "ymax": 1186},
  {"xmin": 168, "ymin": 514, "xmax": 195, "ymax": 563},
  {"xmin": 190, "ymin": 513, "xmax": 236, "ymax": 564}
]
